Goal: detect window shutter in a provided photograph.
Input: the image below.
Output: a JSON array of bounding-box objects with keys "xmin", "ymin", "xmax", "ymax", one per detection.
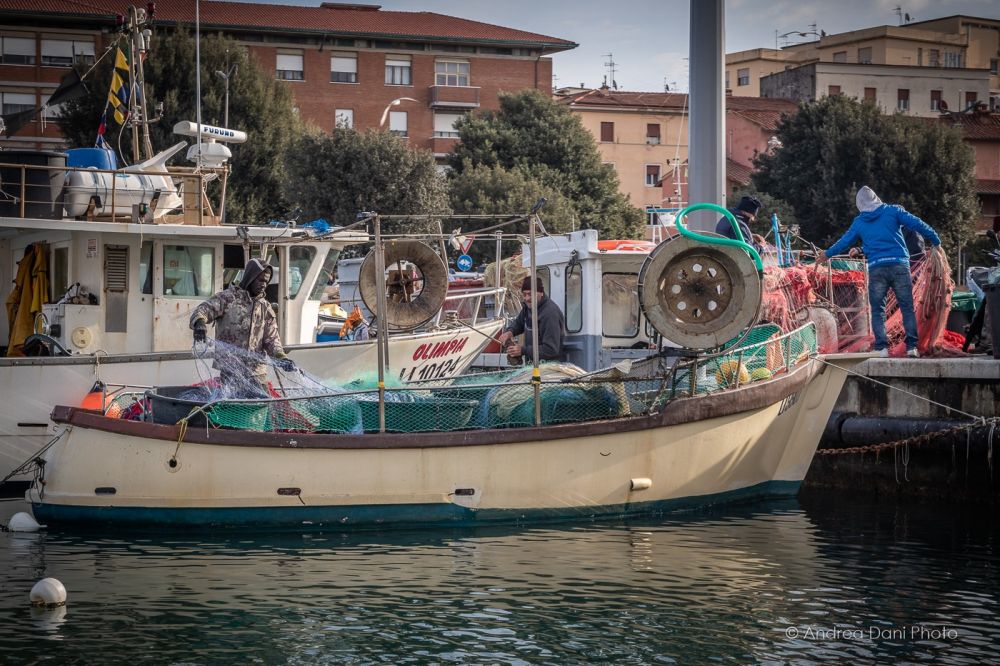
[
  {"xmin": 4, "ymin": 36, "xmax": 34, "ymax": 56},
  {"xmin": 600, "ymin": 122, "xmax": 614, "ymax": 142},
  {"xmin": 331, "ymin": 56, "xmax": 357, "ymax": 73},
  {"xmin": 277, "ymin": 53, "xmax": 303, "ymax": 71},
  {"xmin": 646, "ymin": 123, "xmax": 660, "ymax": 138},
  {"xmin": 41, "ymin": 39, "xmax": 72, "ymax": 58},
  {"xmin": 434, "ymin": 113, "xmax": 462, "ymax": 133}
]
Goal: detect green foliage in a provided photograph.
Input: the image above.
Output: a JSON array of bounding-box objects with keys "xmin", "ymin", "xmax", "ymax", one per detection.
[
  {"xmin": 58, "ymin": 30, "xmax": 302, "ymax": 224},
  {"xmin": 752, "ymin": 95, "xmax": 978, "ymax": 255},
  {"xmin": 449, "ymin": 90, "xmax": 644, "ymax": 239},
  {"xmin": 283, "ymin": 127, "xmax": 450, "ymax": 233}
]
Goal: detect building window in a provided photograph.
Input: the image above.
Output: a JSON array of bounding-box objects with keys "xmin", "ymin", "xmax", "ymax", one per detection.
[
  {"xmin": 929, "ymin": 49, "xmax": 940, "ymax": 67},
  {"xmin": 828, "ymin": 85, "xmax": 841, "ymax": 96},
  {"xmin": 603, "ymin": 162, "xmax": 616, "ymax": 170},
  {"xmin": 833, "ymin": 51, "xmax": 847, "ymax": 63},
  {"xmin": 944, "ymin": 52, "xmax": 962, "ymax": 68},
  {"xmin": 991, "ymin": 59, "xmax": 999, "ymax": 75},
  {"xmin": 930, "ymin": 90, "xmax": 942, "ymax": 111},
  {"xmin": 645, "ymin": 123, "xmax": 661, "ymax": 145},
  {"xmin": 858, "ymin": 47, "xmax": 872, "ymax": 65},
  {"xmin": 966, "ymin": 91, "xmax": 978, "ymax": 107},
  {"xmin": 330, "ymin": 54, "xmax": 357, "ymax": 83},
  {"xmin": 43, "ymin": 94, "xmax": 63, "ymax": 119},
  {"xmin": 645, "ymin": 164, "xmax": 661, "ymax": 187},
  {"xmin": 433, "ymin": 112, "xmax": 463, "ymax": 138},
  {"xmin": 1, "ymin": 35, "xmax": 35, "ymax": 65},
  {"xmin": 40, "ymin": 38, "xmax": 94, "ymax": 67},
  {"xmin": 897, "ymin": 88, "xmax": 909, "ymax": 112},
  {"xmin": 385, "ymin": 56, "xmax": 411, "ymax": 85},
  {"xmin": 389, "ymin": 110, "xmax": 407, "ymax": 137},
  {"xmin": 435, "ymin": 60, "xmax": 470, "ymax": 86},
  {"xmin": 600, "ymin": 121, "xmax": 614, "ymax": 142},
  {"xmin": 334, "ymin": 108, "xmax": 353, "ymax": 129},
  {"xmin": 1, "ymin": 91, "xmax": 34, "ymax": 115},
  {"xmin": 864, "ymin": 87, "xmax": 877, "ymax": 104},
  {"xmin": 725, "ymin": 70, "xmax": 730, "ymax": 89},
  {"xmin": 917, "ymin": 48, "xmax": 923, "ymax": 66},
  {"xmin": 276, "ymin": 51, "xmax": 304, "ymax": 81},
  {"xmin": 737, "ymin": 68, "xmax": 749, "ymax": 86}
]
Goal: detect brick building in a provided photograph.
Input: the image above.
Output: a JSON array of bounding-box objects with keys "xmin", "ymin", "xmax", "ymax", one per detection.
[{"xmin": 0, "ymin": 0, "xmax": 575, "ymax": 154}]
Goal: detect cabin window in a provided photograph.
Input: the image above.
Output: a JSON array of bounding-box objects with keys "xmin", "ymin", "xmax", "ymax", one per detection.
[
  {"xmin": 138, "ymin": 241, "xmax": 153, "ymax": 295},
  {"xmin": 223, "ymin": 244, "xmax": 246, "ymax": 287},
  {"xmin": 565, "ymin": 259, "xmax": 582, "ymax": 333},
  {"xmin": 602, "ymin": 273, "xmax": 639, "ymax": 338},
  {"xmin": 50, "ymin": 245, "xmax": 69, "ymax": 301},
  {"xmin": 162, "ymin": 245, "xmax": 213, "ymax": 297},
  {"xmin": 309, "ymin": 248, "xmax": 341, "ymax": 301},
  {"xmin": 288, "ymin": 246, "xmax": 316, "ymax": 298}
]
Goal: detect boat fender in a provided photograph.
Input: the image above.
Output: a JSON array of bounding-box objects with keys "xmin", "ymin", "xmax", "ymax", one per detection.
[
  {"xmin": 630, "ymin": 478, "xmax": 653, "ymax": 491},
  {"xmin": 7, "ymin": 512, "xmax": 43, "ymax": 532},
  {"xmin": 29, "ymin": 578, "xmax": 66, "ymax": 607}
]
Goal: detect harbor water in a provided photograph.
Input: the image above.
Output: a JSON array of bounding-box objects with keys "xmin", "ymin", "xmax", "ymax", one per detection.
[{"xmin": 1, "ymin": 492, "xmax": 997, "ymax": 664}]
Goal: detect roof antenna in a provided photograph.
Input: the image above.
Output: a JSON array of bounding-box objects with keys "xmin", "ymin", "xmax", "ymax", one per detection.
[{"xmin": 603, "ymin": 52, "xmax": 618, "ymax": 90}]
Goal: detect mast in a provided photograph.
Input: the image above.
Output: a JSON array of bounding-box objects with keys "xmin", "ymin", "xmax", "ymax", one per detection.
[{"xmin": 126, "ymin": 4, "xmax": 155, "ymax": 162}]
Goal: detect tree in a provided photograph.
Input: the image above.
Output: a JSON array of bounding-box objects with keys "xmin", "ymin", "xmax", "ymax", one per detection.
[
  {"xmin": 752, "ymin": 95, "xmax": 978, "ymax": 254},
  {"xmin": 58, "ymin": 30, "xmax": 302, "ymax": 224},
  {"xmin": 449, "ymin": 89, "xmax": 645, "ymax": 240},
  {"xmin": 283, "ymin": 127, "xmax": 450, "ymax": 232}
]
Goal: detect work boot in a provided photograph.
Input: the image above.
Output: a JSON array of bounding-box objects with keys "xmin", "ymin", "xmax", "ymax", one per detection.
[
  {"xmin": 906, "ymin": 348, "xmax": 920, "ymax": 358},
  {"xmin": 877, "ymin": 348, "xmax": 889, "ymax": 358}
]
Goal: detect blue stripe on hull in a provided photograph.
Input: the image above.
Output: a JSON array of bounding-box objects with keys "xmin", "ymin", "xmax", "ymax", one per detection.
[{"xmin": 32, "ymin": 480, "xmax": 802, "ymax": 531}]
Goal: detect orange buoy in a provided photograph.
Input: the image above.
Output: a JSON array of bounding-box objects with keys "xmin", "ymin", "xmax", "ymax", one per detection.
[{"xmin": 80, "ymin": 380, "xmax": 107, "ymax": 411}]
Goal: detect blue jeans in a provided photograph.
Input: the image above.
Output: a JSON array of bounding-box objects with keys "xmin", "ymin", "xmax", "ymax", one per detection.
[{"xmin": 868, "ymin": 263, "xmax": 918, "ymax": 351}]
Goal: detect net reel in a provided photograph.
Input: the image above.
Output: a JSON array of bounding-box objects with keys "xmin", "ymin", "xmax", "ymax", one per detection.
[
  {"xmin": 638, "ymin": 231, "xmax": 762, "ymax": 351},
  {"xmin": 359, "ymin": 239, "xmax": 449, "ymax": 332}
]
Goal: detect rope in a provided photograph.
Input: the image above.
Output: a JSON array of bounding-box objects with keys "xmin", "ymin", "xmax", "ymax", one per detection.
[
  {"xmin": 816, "ymin": 357, "xmax": 986, "ymax": 422},
  {"xmin": 0, "ymin": 428, "xmax": 71, "ymax": 488}
]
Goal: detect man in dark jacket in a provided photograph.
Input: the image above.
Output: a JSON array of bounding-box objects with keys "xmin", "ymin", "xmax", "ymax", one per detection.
[
  {"xmin": 818, "ymin": 186, "xmax": 941, "ymax": 358},
  {"xmin": 498, "ymin": 276, "xmax": 565, "ymax": 363},
  {"xmin": 716, "ymin": 195, "xmax": 765, "ymax": 250},
  {"xmin": 190, "ymin": 258, "xmax": 295, "ymax": 393}
]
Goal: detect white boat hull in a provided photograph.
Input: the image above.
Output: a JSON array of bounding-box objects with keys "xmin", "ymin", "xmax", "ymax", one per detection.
[
  {"xmin": 0, "ymin": 321, "xmax": 501, "ymax": 487},
  {"xmin": 29, "ymin": 354, "xmax": 864, "ymax": 529}
]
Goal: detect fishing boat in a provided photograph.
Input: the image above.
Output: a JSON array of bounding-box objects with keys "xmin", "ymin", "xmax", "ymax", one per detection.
[{"xmin": 28, "ymin": 204, "xmax": 873, "ymax": 529}]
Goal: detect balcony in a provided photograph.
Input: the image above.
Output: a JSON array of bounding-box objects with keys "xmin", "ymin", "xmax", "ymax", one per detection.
[
  {"xmin": 431, "ymin": 135, "xmax": 460, "ymax": 155},
  {"xmin": 429, "ymin": 85, "xmax": 480, "ymax": 109}
]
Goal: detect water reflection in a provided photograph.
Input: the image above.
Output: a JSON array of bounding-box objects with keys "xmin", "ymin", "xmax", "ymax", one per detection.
[{"xmin": 0, "ymin": 495, "xmax": 997, "ymax": 664}]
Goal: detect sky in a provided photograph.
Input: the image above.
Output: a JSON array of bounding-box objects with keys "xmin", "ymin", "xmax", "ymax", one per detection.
[{"xmin": 240, "ymin": 0, "xmax": 1000, "ymax": 92}]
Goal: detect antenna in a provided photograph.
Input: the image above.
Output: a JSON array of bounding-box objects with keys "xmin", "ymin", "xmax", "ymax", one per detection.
[
  {"xmin": 603, "ymin": 52, "xmax": 618, "ymax": 91},
  {"xmin": 894, "ymin": 6, "xmax": 903, "ymax": 25}
]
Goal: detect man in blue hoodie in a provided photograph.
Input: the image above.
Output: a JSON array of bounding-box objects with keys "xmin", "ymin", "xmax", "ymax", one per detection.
[{"xmin": 818, "ymin": 186, "xmax": 941, "ymax": 358}]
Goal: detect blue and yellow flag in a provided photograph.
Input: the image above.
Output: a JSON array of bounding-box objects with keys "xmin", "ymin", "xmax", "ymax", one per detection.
[{"xmin": 106, "ymin": 47, "xmax": 130, "ymax": 125}]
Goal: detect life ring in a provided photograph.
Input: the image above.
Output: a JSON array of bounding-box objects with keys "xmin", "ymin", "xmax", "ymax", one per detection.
[
  {"xmin": 359, "ymin": 240, "xmax": 449, "ymax": 331},
  {"xmin": 637, "ymin": 234, "xmax": 761, "ymax": 350}
]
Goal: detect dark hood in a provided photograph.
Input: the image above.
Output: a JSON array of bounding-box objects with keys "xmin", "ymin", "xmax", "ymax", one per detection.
[{"xmin": 240, "ymin": 258, "xmax": 272, "ymax": 291}]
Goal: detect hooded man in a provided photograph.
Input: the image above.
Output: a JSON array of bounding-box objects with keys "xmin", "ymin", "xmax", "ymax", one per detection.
[
  {"xmin": 818, "ymin": 186, "xmax": 941, "ymax": 358},
  {"xmin": 715, "ymin": 196, "xmax": 766, "ymax": 250},
  {"xmin": 497, "ymin": 276, "xmax": 565, "ymax": 363},
  {"xmin": 190, "ymin": 258, "xmax": 295, "ymax": 392}
]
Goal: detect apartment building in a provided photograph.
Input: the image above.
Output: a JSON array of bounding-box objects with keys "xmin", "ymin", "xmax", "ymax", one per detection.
[
  {"xmin": 726, "ymin": 16, "xmax": 999, "ymax": 110},
  {"xmin": 0, "ymin": 0, "xmax": 575, "ymax": 153},
  {"xmin": 556, "ymin": 88, "xmax": 797, "ymax": 215}
]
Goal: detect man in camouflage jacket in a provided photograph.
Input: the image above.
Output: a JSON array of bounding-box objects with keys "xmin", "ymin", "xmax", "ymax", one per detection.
[{"xmin": 190, "ymin": 258, "xmax": 295, "ymax": 391}]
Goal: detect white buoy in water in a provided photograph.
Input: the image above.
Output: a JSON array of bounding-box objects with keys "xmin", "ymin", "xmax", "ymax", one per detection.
[
  {"xmin": 29, "ymin": 578, "xmax": 67, "ymax": 607},
  {"xmin": 8, "ymin": 512, "xmax": 42, "ymax": 532}
]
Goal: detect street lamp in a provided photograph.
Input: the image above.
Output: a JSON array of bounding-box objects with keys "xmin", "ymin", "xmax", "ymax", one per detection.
[
  {"xmin": 379, "ymin": 97, "xmax": 418, "ymax": 128},
  {"xmin": 214, "ymin": 58, "xmax": 238, "ymax": 127}
]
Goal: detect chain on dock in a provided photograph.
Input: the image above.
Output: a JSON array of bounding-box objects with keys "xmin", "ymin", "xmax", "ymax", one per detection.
[{"xmin": 816, "ymin": 418, "xmax": 999, "ymax": 456}]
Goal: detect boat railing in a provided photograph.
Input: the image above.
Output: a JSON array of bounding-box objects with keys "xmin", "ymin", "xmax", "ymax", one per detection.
[
  {"xmin": 103, "ymin": 324, "xmax": 819, "ymax": 434},
  {"xmin": 435, "ymin": 286, "xmax": 506, "ymax": 327},
  {"xmin": 0, "ymin": 160, "xmax": 224, "ymax": 225}
]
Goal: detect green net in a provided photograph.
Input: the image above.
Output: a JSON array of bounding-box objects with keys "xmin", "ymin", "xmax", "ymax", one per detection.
[{"xmin": 115, "ymin": 324, "xmax": 819, "ymax": 435}]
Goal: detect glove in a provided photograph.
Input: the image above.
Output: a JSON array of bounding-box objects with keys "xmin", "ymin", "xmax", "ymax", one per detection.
[
  {"xmin": 192, "ymin": 319, "xmax": 207, "ymax": 343},
  {"xmin": 276, "ymin": 357, "xmax": 297, "ymax": 373}
]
